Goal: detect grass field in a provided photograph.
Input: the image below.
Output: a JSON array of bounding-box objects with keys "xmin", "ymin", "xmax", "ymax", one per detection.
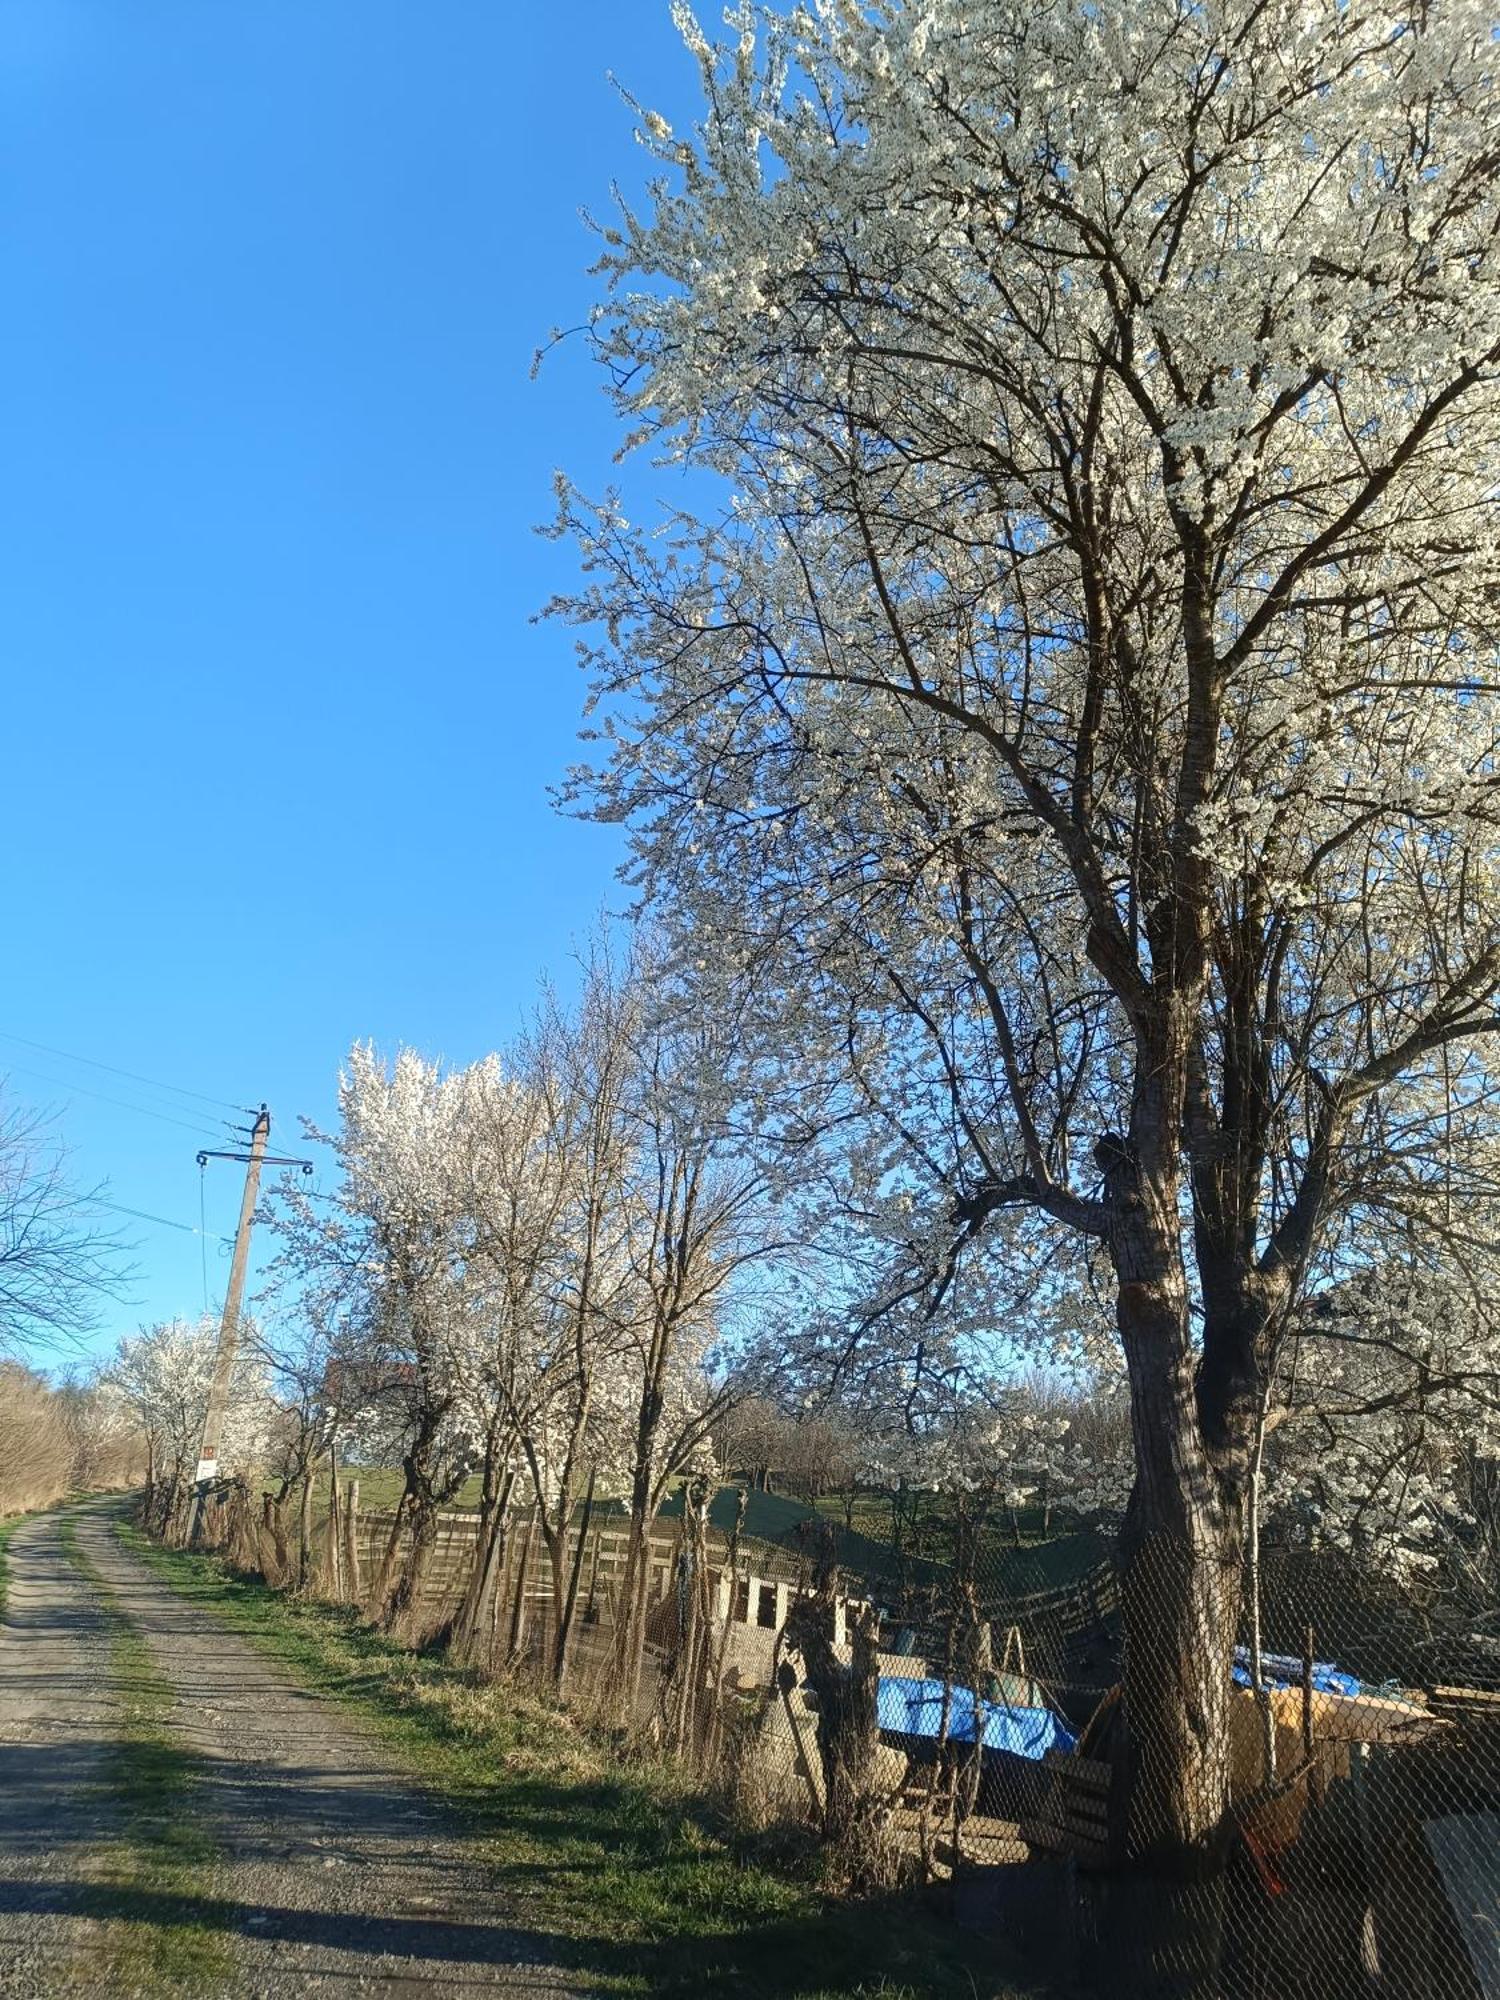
[
  {"xmin": 120, "ymin": 1519, "xmax": 1048, "ymax": 2000},
  {"xmin": 305, "ymin": 1465, "xmax": 484, "ymax": 1524}
]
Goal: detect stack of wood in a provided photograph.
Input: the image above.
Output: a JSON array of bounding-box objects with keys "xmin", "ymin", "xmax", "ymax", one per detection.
[{"xmin": 1428, "ymin": 1684, "xmax": 1500, "ymax": 1741}]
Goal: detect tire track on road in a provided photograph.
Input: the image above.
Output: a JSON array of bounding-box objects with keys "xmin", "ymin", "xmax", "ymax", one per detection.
[
  {"xmin": 81, "ymin": 1506, "xmax": 585, "ymax": 1998},
  {"xmin": 0, "ymin": 1509, "xmax": 122, "ymax": 1997}
]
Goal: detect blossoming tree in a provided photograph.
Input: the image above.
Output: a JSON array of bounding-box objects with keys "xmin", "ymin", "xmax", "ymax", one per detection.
[
  {"xmin": 557, "ymin": 0, "xmax": 1500, "ymax": 1865},
  {"xmin": 112, "ymin": 1316, "xmax": 271, "ymax": 1538}
]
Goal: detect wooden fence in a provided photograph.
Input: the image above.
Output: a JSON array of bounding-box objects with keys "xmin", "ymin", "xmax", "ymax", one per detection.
[{"xmin": 338, "ymin": 1495, "xmax": 1117, "ymax": 1691}]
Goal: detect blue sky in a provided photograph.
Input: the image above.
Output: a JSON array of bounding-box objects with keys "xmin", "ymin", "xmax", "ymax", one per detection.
[{"xmin": 2, "ymin": 2, "xmax": 699, "ymax": 1351}]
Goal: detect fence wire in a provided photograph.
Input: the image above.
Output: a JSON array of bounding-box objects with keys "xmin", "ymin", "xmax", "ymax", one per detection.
[{"xmin": 176, "ymin": 1474, "xmax": 1500, "ymax": 2000}]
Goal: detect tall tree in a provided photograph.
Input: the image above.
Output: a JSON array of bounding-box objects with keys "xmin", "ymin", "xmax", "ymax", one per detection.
[
  {"xmin": 558, "ymin": 0, "xmax": 1500, "ymax": 1867},
  {"xmin": 608, "ymin": 993, "xmax": 783, "ymax": 1716},
  {"xmin": 442, "ymin": 1054, "xmax": 562, "ymax": 1663},
  {"xmin": 312, "ymin": 1046, "xmax": 479, "ymax": 1635},
  {"xmin": 503, "ymin": 960, "xmax": 639, "ymax": 1692},
  {"xmin": 0, "ymin": 1090, "xmax": 124, "ymax": 1355}
]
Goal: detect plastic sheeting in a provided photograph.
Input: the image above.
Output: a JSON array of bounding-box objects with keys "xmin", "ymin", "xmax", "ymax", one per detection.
[
  {"xmin": 876, "ymin": 1676, "xmax": 1077, "ymax": 1759},
  {"xmin": 1231, "ymin": 1646, "xmax": 1361, "ymax": 1697}
]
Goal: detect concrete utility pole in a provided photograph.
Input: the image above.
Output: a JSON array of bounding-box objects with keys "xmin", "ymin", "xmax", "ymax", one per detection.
[
  {"xmin": 194, "ymin": 1105, "xmax": 271, "ymax": 1488},
  {"xmin": 186, "ymin": 1107, "xmax": 312, "ymax": 1544}
]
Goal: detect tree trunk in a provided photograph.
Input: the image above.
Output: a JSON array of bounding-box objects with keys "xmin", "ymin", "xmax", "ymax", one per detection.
[
  {"xmin": 610, "ymin": 1466, "xmax": 657, "ymax": 1720},
  {"xmin": 343, "ymin": 1478, "xmax": 361, "ymax": 1599},
  {"xmin": 552, "ymin": 1466, "xmax": 597, "ymax": 1693},
  {"xmin": 158, "ymin": 1463, "xmax": 183, "ymax": 1542},
  {"xmin": 261, "ymin": 1492, "xmax": 290, "ymax": 1583},
  {"xmin": 368, "ymin": 1491, "xmax": 411, "ymax": 1622},
  {"xmin": 784, "ymin": 1562, "xmax": 881, "ymax": 1849},
  {"xmin": 507, "ymin": 1515, "xmax": 537, "ymax": 1665},
  {"xmin": 1104, "ymin": 1133, "xmax": 1251, "ymax": 1877},
  {"xmin": 1118, "ymin": 1504, "xmax": 1240, "ymax": 1867},
  {"xmin": 384, "ymin": 1482, "xmax": 440, "ymax": 1641},
  {"xmin": 452, "ymin": 1437, "xmax": 501, "ymax": 1652},
  {"xmin": 326, "ymin": 1446, "xmax": 343, "ymax": 1598},
  {"xmin": 1113, "ymin": 1272, "xmax": 1246, "ymax": 1872},
  {"xmin": 662, "ymin": 1493, "xmax": 713, "ymax": 1757},
  {"xmin": 454, "ymin": 1468, "xmax": 515, "ymax": 1664},
  {"xmin": 297, "ymin": 1461, "xmax": 315, "ymax": 1591}
]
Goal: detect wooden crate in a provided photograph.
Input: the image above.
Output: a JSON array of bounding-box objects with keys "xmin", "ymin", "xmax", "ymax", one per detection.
[{"xmin": 1020, "ymin": 1750, "xmax": 1112, "ymax": 1864}]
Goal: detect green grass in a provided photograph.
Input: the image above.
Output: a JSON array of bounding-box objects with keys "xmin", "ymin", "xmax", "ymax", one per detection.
[
  {"xmin": 306, "ymin": 1464, "xmax": 486, "ymax": 1525},
  {"xmin": 0, "ymin": 1514, "xmax": 20, "ymax": 1619},
  {"xmin": 117, "ymin": 1515, "xmax": 1043, "ymax": 2000},
  {"xmin": 59, "ymin": 1514, "xmax": 235, "ymax": 1993}
]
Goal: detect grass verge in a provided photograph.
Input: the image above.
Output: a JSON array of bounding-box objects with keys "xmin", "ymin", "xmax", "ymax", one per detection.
[
  {"xmin": 59, "ymin": 1513, "xmax": 235, "ymax": 1993},
  {"xmin": 116, "ymin": 1513, "xmax": 1041, "ymax": 2000},
  {"xmin": 0, "ymin": 1515, "xmax": 20, "ymax": 1619}
]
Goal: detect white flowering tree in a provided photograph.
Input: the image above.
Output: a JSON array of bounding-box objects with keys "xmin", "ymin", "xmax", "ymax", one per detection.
[
  {"xmin": 1263, "ymin": 1248, "xmax": 1500, "ymax": 1584},
  {"xmin": 112, "ymin": 1316, "xmax": 271, "ymax": 1536},
  {"xmin": 557, "ymin": 0, "xmax": 1500, "ymax": 1864},
  {"xmin": 298, "ymin": 1045, "xmax": 482, "ymax": 1634}
]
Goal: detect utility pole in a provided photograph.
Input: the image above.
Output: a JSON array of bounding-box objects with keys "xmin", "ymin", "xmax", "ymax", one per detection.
[{"xmin": 186, "ymin": 1105, "xmax": 311, "ymax": 1544}]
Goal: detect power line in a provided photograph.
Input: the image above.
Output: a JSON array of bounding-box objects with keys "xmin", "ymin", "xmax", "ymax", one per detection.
[
  {"xmin": 0, "ymin": 1029, "xmax": 238, "ymax": 1113},
  {"xmin": 82, "ymin": 1195, "xmax": 234, "ymax": 1246},
  {"xmin": 3, "ymin": 1062, "xmax": 229, "ymax": 1141}
]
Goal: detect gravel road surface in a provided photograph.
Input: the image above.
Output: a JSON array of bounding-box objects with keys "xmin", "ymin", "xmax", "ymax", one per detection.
[
  {"xmin": 0, "ymin": 1509, "xmax": 120, "ymax": 1995},
  {"xmin": 0, "ymin": 1506, "xmax": 588, "ymax": 1998}
]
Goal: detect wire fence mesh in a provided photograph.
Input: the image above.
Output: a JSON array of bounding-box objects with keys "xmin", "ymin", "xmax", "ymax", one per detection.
[{"xmin": 176, "ymin": 1472, "xmax": 1500, "ymax": 2000}]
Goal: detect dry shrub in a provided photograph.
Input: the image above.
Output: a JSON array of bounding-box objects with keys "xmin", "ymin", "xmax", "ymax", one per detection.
[
  {"xmin": 0, "ymin": 1364, "xmax": 76, "ymax": 1514},
  {"xmin": 0, "ymin": 1365, "xmax": 146, "ymax": 1517},
  {"xmin": 66, "ymin": 1394, "xmax": 145, "ymax": 1493}
]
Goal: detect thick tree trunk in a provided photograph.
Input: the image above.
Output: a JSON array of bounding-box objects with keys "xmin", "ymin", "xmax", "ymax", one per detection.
[
  {"xmin": 384, "ymin": 1479, "xmax": 441, "ymax": 1641},
  {"xmin": 1118, "ymin": 1496, "xmax": 1241, "ymax": 1869},
  {"xmin": 784, "ymin": 1563, "xmax": 880, "ymax": 1849},
  {"xmin": 392, "ymin": 1503, "xmax": 438, "ymax": 1639},
  {"xmin": 1115, "ymin": 1322, "xmax": 1245, "ymax": 1871},
  {"xmin": 159, "ymin": 1463, "xmax": 184, "ymax": 1542},
  {"xmin": 261, "ymin": 1492, "xmax": 290, "ymax": 1583},
  {"xmin": 1105, "ymin": 1140, "xmax": 1251, "ymax": 1876},
  {"xmin": 368, "ymin": 1493, "xmax": 410, "ymax": 1620}
]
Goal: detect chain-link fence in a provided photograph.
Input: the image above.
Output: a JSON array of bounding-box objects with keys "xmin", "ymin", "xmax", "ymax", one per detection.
[{"xmin": 182, "ymin": 1474, "xmax": 1500, "ymax": 1999}]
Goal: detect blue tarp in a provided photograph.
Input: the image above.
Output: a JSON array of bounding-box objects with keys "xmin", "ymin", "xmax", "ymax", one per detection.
[
  {"xmin": 876, "ymin": 1677, "xmax": 1077, "ymax": 1759},
  {"xmin": 1231, "ymin": 1646, "xmax": 1361, "ymax": 1697}
]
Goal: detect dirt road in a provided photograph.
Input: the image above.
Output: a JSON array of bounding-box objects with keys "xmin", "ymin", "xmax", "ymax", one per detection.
[{"xmin": 0, "ymin": 1505, "xmax": 585, "ymax": 1998}]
